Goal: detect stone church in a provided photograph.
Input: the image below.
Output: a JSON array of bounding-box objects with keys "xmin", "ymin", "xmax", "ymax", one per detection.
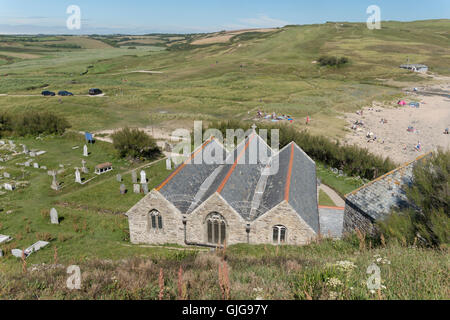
[{"xmin": 126, "ymin": 131, "xmax": 322, "ymax": 247}]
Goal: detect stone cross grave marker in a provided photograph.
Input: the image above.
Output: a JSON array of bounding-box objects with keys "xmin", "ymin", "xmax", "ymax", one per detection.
[
  {"xmin": 81, "ymin": 160, "xmax": 89, "ymax": 174},
  {"xmin": 50, "ymin": 208, "xmax": 59, "ymax": 224}
]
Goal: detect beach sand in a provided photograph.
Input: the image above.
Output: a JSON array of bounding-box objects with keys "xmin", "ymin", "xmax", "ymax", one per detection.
[{"xmin": 343, "ymin": 80, "xmax": 450, "ymax": 165}]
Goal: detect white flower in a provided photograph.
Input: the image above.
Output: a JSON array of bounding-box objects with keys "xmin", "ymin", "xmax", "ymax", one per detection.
[{"xmin": 327, "ymin": 278, "xmax": 343, "ymax": 288}]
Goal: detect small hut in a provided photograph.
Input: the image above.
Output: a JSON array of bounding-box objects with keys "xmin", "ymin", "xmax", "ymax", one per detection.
[{"xmin": 95, "ymin": 162, "xmax": 113, "ymax": 175}]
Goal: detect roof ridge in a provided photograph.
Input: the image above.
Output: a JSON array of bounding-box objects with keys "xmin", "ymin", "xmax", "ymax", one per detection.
[
  {"xmin": 284, "ymin": 143, "xmax": 295, "ymax": 201},
  {"xmin": 217, "ymin": 133, "xmax": 256, "ymax": 194},
  {"xmin": 345, "ymin": 152, "xmax": 433, "ymax": 198}
]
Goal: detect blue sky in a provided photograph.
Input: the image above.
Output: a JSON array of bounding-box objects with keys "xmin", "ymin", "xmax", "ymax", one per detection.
[{"xmin": 0, "ymin": 0, "xmax": 449, "ymax": 34}]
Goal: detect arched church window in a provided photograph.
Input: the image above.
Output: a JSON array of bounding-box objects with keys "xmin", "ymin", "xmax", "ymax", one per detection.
[{"xmin": 206, "ymin": 213, "xmax": 226, "ymax": 245}]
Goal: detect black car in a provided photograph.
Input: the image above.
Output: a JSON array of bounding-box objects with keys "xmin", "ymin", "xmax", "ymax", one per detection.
[
  {"xmin": 42, "ymin": 91, "xmax": 55, "ymax": 96},
  {"xmin": 58, "ymin": 90, "xmax": 73, "ymax": 96},
  {"xmin": 89, "ymin": 88, "xmax": 103, "ymax": 96}
]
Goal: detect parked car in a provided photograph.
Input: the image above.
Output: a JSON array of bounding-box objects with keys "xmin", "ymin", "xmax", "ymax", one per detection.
[
  {"xmin": 89, "ymin": 88, "xmax": 103, "ymax": 96},
  {"xmin": 58, "ymin": 90, "xmax": 73, "ymax": 96},
  {"xmin": 41, "ymin": 91, "xmax": 55, "ymax": 96}
]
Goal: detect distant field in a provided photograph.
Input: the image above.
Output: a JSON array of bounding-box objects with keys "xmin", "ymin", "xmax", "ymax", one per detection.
[{"xmin": 0, "ymin": 21, "xmax": 448, "ymax": 140}]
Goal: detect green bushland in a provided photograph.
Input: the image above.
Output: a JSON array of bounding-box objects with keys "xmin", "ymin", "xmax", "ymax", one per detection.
[
  {"xmin": 208, "ymin": 120, "xmax": 396, "ymax": 180},
  {"xmin": 0, "ymin": 111, "xmax": 71, "ymax": 137},
  {"xmin": 111, "ymin": 127, "xmax": 161, "ymax": 160},
  {"xmin": 378, "ymin": 150, "xmax": 449, "ymax": 248}
]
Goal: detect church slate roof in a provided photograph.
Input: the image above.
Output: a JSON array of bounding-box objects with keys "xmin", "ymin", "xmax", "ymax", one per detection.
[
  {"xmin": 155, "ymin": 131, "xmax": 319, "ymax": 231},
  {"xmin": 345, "ymin": 153, "xmax": 431, "ymax": 222}
]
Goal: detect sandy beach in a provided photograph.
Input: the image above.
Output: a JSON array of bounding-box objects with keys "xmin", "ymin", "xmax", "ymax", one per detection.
[{"xmin": 344, "ymin": 80, "xmax": 450, "ymax": 165}]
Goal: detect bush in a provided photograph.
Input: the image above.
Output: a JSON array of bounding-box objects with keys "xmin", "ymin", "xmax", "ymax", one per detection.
[
  {"xmin": 208, "ymin": 120, "xmax": 395, "ymax": 180},
  {"xmin": 0, "ymin": 111, "xmax": 71, "ymax": 137},
  {"xmin": 111, "ymin": 127, "xmax": 161, "ymax": 160},
  {"xmin": 379, "ymin": 150, "xmax": 450, "ymax": 247},
  {"xmin": 318, "ymin": 56, "xmax": 349, "ymax": 67}
]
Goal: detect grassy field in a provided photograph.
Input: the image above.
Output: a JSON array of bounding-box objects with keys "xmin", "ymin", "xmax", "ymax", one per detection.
[
  {"xmin": 1, "ymin": 20, "xmax": 448, "ymax": 139},
  {"xmin": 0, "ymin": 20, "xmax": 449, "ymax": 300}
]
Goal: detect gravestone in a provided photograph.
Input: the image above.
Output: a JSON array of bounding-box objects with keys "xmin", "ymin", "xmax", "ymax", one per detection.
[
  {"xmin": 140, "ymin": 170, "xmax": 147, "ymax": 184},
  {"xmin": 116, "ymin": 174, "xmax": 122, "ymax": 182},
  {"xmin": 131, "ymin": 170, "xmax": 137, "ymax": 183},
  {"xmin": 120, "ymin": 184, "xmax": 126, "ymax": 194},
  {"xmin": 75, "ymin": 168, "xmax": 82, "ymax": 184},
  {"xmin": 4, "ymin": 183, "xmax": 14, "ymax": 191},
  {"xmin": 11, "ymin": 249, "xmax": 23, "ymax": 258},
  {"xmin": 83, "ymin": 145, "xmax": 88, "ymax": 157},
  {"xmin": 50, "ymin": 171, "xmax": 60, "ymax": 191},
  {"xmin": 81, "ymin": 160, "xmax": 89, "ymax": 174},
  {"xmin": 24, "ymin": 161, "xmax": 31, "ymax": 167},
  {"xmin": 33, "ymin": 163, "xmax": 39, "ymax": 169},
  {"xmin": 50, "ymin": 208, "xmax": 59, "ymax": 224},
  {"xmin": 0, "ymin": 249, "xmax": 3, "ymax": 257},
  {"xmin": 3, "ymin": 172, "xmax": 10, "ymax": 178},
  {"xmin": 133, "ymin": 184, "xmax": 141, "ymax": 194},
  {"xmin": 22, "ymin": 145, "xmax": 29, "ymax": 154},
  {"xmin": 166, "ymin": 158, "xmax": 172, "ymax": 170},
  {"xmin": 142, "ymin": 183, "xmax": 149, "ymax": 195}
]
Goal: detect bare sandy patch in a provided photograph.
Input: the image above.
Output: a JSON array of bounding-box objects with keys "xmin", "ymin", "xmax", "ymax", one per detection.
[{"xmin": 343, "ymin": 82, "xmax": 450, "ymax": 165}]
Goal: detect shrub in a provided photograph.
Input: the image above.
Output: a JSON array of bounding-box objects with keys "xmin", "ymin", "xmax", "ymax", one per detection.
[
  {"xmin": 0, "ymin": 111, "xmax": 70, "ymax": 137},
  {"xmin": 379, "ymin": 150, "xmax": 450, "ymax": 247},
  {"xmin": 318, "ymin": 56, "xmax": 349, "ymax": 67},
  {"xmin": 111, "ymin": 127, "xmax": 161, "ymax": 160}
]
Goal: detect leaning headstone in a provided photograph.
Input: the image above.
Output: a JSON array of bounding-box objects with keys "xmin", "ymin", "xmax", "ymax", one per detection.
[
  {"xmin": 0, "ymin": 234, "xmax": 12, "ymax": 244},
  {"xmin": 133, "ymin": 184, "xmax": 141, "ymax": 194},
  {"xmin": 83, "ymin": 145, "xmax": 88, "ymax": 157},
  {"xmin": 24, "ymin": 241, "xmax": 49, "ymax": 256},
  {"xmin": 120, "ymin": 184, "xmax": 126, "ymax": 194},
  {"xmin": 75, "ymin": 168, "xmax": 82, "ymax": 184},
  {"xmin": 50, "ymin": 208, "xmax": 59, "ymax": 224},
  {"xmin": 142, "ymin": 183, "xmax": 149, "ymax": 195},
  {"xmin": 11, "ymin": 249, "xmax": 23, "ymax": 258},
  {"xmin": 166, "ymin": 158, "xmax": 172, "ymax": 170},
  {"xmin": 116, "ymin": 174, "xmax": 122, "ymax": 182},
  {"xmin": 131, "ymin": 170, "xmax": 137, "ymax": 183},
  {"xmin": 140, "ymin": 170, "xmax": 147, "ymax": 184}
]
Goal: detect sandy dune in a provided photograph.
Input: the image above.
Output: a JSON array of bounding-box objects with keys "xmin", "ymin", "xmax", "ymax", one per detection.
[{"xmin": 344, "ymin": 82, "xmax": 450, "ymax": 165}]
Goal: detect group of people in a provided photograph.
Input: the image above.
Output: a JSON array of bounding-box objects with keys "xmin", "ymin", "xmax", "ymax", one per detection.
[{"xmin": 256, "ymin": 110, "xmax": 294, "ymax": 123}]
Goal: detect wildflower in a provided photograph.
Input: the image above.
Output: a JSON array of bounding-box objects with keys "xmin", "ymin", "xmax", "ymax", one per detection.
[
  {"xmin": 333, "ymin": 260, "xmax": 357, "ymax": 272},
  {"xmin": 327, "ymin": 277, "xmax": 343, "ymax": 288}
]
